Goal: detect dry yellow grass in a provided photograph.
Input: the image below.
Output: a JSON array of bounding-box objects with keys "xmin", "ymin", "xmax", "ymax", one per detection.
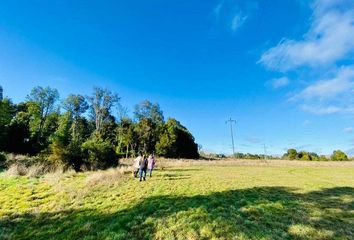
[{"xmin": 120, "ymin": 157, "xmax": 354, "ymax": 169}]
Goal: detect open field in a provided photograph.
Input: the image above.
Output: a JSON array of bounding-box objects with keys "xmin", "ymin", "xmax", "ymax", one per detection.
[{"xmin": 1, "ymin": 160, "xmax": 353, "ymax": 240}]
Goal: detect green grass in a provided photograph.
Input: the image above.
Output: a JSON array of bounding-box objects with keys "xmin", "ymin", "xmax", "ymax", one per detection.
[{"xmin": 0, "ymin": 164, "xmax": 353, "ymax": 239}]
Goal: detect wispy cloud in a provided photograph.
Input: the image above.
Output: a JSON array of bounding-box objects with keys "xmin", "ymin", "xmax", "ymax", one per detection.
[
  {"xmin": 230, "ymin": 14, "xmax": 248, "ymax": 32},
  {"xmin": 300, "ymin": 104, "xmax": 342, "ymax": 115},
  {"xmin": 260, "ymin": 0, "xmax": 354, "ymax": 115},
  {"xmin": 213, "ymin": 0, "xmax": 257, "ymax": 33},
  {"xmin": 290, "ymin": 66, "xmax": 354, "ymax": 101},
  {"xmin": 291, "ymin": 66, "xmax": 354, "ymax": 114},
  {"xmin": 267, "ymin": 77, "xmax": 290, "ymax": 89},
  {"xmin": 259, "ymin": 0, "xmax": 354, "ymax": 71}
]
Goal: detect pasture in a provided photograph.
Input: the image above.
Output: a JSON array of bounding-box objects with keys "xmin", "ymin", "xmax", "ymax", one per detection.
[{"xmin": 1, "ymin": 160, "xmax": 353, "ymax": 239}]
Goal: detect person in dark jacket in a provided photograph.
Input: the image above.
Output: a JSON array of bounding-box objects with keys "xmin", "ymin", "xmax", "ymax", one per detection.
[{"xmin": 139, "ymin": 155, "xmax": 148, "ymax": 181}]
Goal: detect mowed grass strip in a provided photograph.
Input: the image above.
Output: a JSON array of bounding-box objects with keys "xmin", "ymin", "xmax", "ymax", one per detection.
[{"xmin": 0, "ymin": 164, "xmax": 353, "ymax": 240}]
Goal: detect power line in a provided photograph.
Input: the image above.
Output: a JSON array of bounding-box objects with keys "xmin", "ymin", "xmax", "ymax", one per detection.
[{"xmin": 226, "ymin": 118, "xmax": 236, "ymax": 157}]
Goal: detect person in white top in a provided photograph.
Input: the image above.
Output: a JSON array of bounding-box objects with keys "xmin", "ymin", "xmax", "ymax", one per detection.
[
  {"xmin": 133, "ymin": 155, "xmax": 142, "ymax": 178},
  {"xmin": 147, "ymin": 154, "xmax": 156, "ymax": 177}
]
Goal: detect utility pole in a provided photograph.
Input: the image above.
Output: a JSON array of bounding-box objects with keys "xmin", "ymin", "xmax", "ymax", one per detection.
[
  {"xmin": 263, "ymin": 143, "xmax": 267, "ymax": 160},
  {"xmin": 226, "ymin": 118, "xmax": 236, "ymax": 157}
]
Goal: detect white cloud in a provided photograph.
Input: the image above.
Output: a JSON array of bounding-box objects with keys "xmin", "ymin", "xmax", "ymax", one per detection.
[
  {"xmin": 230, "ymin": 14, "xmax": 248, "ymax": 32},
  {"xmin": 289, "ymin": 66, "xmax": 354, "ymax": 114},
  {"xmin": 214, "ymin": 2, "xmax": 223, "ymax": 17},
  {"xmin": 260, "ymin": 0, "xmax": 354, "ymax": 115},
  {"xmin": 259, "ymin": 0, "xmax": 354, "ymax": 71},
  {"xmin": 291, "ymin": 66, "xmax": 354, "ymax": 101},
  {"xmin": 343, "ymin": 127, "xmax": 354, "ymax": 133},
  {"xmin": 267, "ymin": 77, "xmax": 290, "ymax": 89},
  {"xmin": 301, "ymin": 105, "xmax": 339, "ymax": 114},
  {"xmin": 213, "ymin": 0, "xmax": 257, "ymax": 33}
]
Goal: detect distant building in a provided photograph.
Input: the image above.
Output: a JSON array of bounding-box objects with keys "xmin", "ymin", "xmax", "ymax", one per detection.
[{"xmin": 0, "ymin": 85, "xmax": 3, "ymax": 101}]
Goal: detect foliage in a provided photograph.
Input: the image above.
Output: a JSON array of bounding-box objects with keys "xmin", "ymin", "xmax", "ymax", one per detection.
[
  {"xmin": 309, "ymin": 152, "xmax": 319, "ymax": 161},
  {"xmin": 133, "ymin": 100, "xmax": 165, "ymax": 154},
  {"xmin": 50, "ymin": 95, "xmax": 91, "ymax": 171},
  {"xmin": 319, "ymin": 155, "xmax": 328, "ymax": 161},
  {"xmin": 297, "ymin": 151, "xmax": 311, "ymax": 161},
  {"xmin": 0, "ymin": 152, "xmax": 6, "ymax": 168},
  {"xmin": 1, "ymin": 85, "xmax": 201, "ymax": 172},
  {"xmin": 134, "ymin": 100, "xmax": 164, "ymax": 124},
  {"xmin": 330, "ymin": 150, "xmax": 348, "ymax": 161},
  {"xmin": 283, "ymin": 149, "xmax": 333, "ymax": 161},
  {"xmin": 156, "ymin": 118, "xmax": 199, "ymax": 159},
  {"xmin": 115, "ymin": 118, "xmax": 137, "ymax": 158},
  {"xmin": 283, "ymin": 149, "xmax": 297, "ymax": 160},
  {"xmin": 82, "ymin": 134, "xmax": 118, "ymax": 170},
  {"xmin": 0, "ymin": 164, "xmax": 353, "ymax": 239},
  {"xmin": 234, "ymin": 152, "xmax": 276, "ymax": 159},
  {"xmin": 26, "ymin": 87, "xmax": 60, "ymax": 152},
  {"xmin": 135, "ymin": 118, "xmax": 157, "ymax": 154},
  {"xmin": 0, "ymin": 98, "xmax": 16, "ymax": 151},
  {"xmin": 86, "ymin": 87, "xmax": 120, "ymax": 134}
]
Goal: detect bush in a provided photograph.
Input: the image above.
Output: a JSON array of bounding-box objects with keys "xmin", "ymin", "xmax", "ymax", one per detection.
[
  {"xmin": 283, "ymin": 149, "xmax": 297, "ymax": 160},
  {"xmin": 330, "ymin": 150, "xmax": 348, "ymax": 161},
  {"xmin": 297, "ymin": 151, "xmax": 311, "ymax": 161},
  {"xmin": 156, "ymin": 118, "xmax": 199, "ymax": 159},
  {"xmin": 0, "ymin": 152, "xmax": 7, "ymax": 169},
  {"xmin": 319, "ymin": 155, "xmax": 328, "ymax": 161},
  {"xmin": 82, "ymin": 135, "xmax": 118, "ymax": 170}
]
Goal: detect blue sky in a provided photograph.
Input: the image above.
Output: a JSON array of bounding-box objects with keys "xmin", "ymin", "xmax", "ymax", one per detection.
[{"xmin": 1, "ymin": 0, "xmax": 354, "ymax": 155}]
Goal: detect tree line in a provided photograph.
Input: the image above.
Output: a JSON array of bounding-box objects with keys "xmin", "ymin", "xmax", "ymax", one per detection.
[
  {"xmin": 0, "ymin": 86, "xmax": 199, "ymax": 171},
  {"xmin": 283, "ymin": 149, "xmax": 349, "ymax": 161}
]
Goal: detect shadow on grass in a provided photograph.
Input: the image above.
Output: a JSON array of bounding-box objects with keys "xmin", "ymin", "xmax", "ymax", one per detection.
[
  {"xmin": 1, "ymin": 187, "xmax": 353, "ymax": 240},
  {"xmin": 158, "ymin": 172, "xmax": 192, "ymax": 181},
  {"xmin": 168, "ymin": 168, "xmax": 202, "ymax": 172}
]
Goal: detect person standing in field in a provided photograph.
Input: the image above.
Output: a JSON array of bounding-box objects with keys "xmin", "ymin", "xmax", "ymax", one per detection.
[
  {"xmin": 139, "ymin": 155, "xmax": 148, "ymax": 181},
  {"xmin": 147, "ymin": 154, "xmax": 156, "ymax": 177},
  {"xmin": 133, "ymin": 154, "xmax": 142, "ymax": 178}
]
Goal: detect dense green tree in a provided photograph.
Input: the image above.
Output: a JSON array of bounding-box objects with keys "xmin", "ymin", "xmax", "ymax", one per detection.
[
  {"xmin": 134, "ymin": 100, "xmax": 165, "ymax": 154},
  {"xmin": 330, "ymin": 150, "xmax": 348, "ymax": 161},
  {"xmin": 309, "ymin": 152, "xmax": 319, "ymax": 161},
  {"xmin": 0, "ymin": 98, "xmax": 16, "ymax": 151},
  {"xmin": 134, "ymin": 100, "xmax": 164, "ymax": 124},
  {"xmin": 62, "ymin": 94, "xmax": 89, "ymax": 139},
  {"xmin": 81, "ymin": 88, "xmax": 119, "ymax": 169},
  {"xmin": 101, "ymin": 115, "xmax": 118, "ymax": 145},
  {"xmin": 82, "ymin": 133, "xmax": 118, "ymax": 170},
  {"xmin": 86, "ymin": 87, "xmax": 120, "ymax": 134},
  {"xmin": 319, "ymin": 155, "xmax": 328, "ymax": 161},
  {"xmin": 135, "ymin": 118, "xmax": 157, "ymax": 154},
  {"xmin": 0, "ymin": 152, "xmax": 6, "ymax": 169},
  {"xmin": 26, "ymin": 87, "xmax": 60, "ymax": 152},
  {"xmin": 5, "ymin": 110, "xmax": 34, "ymax": 154},
  {"xmin": 297, "ymin": 151, "xmax": 311, "ymax": 161},
  {"xmin": 156, "ymin": 118, "xmax": 199, "ymax": 159},
  {"xmin": 1, "ymin": 86, "xmax": 201, "ymax": 168},
  {"xmin": 155, "ymin": 119, "xmax": 178, "ymax": 157},
  {"xmin": 50, "ymin": 95, "xmax": 91, "ymax": 171},
  {"xmin": 116, "ymin": 118, "xmax": 138, "ymax": 158},
  {"xmin": 284, "ymin": 149, "xmax": 297, "ymax": 160}
]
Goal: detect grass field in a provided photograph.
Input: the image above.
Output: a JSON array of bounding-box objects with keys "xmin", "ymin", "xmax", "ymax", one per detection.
[{"xmin": 0, "ymin": 160, "xmax": 353, "ymax": 239}]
